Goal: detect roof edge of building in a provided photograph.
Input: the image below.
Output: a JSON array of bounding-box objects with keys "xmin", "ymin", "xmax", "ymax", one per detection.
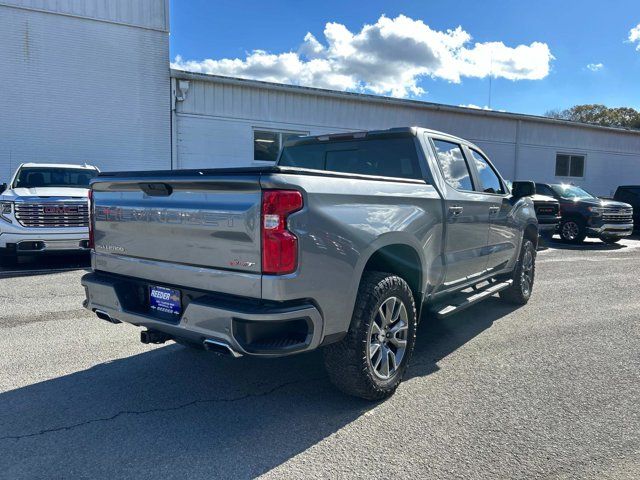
[{"xmin": 170, "ymin": 69, "xmax": 640, "ymax": 137}]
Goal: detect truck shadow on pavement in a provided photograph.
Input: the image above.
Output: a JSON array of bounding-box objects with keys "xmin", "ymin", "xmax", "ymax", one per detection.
[
  {"xmin": 544, "ymin": 238, "xmax": 630, "ymax": 251},
  {"xmin": 0, "ymin": 254, "xmax": 90, "ymax": 278},
  {"xmin": 0, "ymin": 298, "xmax": 520, "ymax": 479},
  {"xmin": 408, "ymin": 298, "xmax": 520, "ymax": 379}
]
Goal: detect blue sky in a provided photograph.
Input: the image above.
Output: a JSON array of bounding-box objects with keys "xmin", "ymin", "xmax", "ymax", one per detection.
[{"xmin": 169, "ymin": 0, "xmax": 640, "ymax": 116}]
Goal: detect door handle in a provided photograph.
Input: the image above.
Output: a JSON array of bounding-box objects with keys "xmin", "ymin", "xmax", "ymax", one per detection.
[
  {"xmin": 489, "ymin": 206, "xmax": 500, "ymax": 214},
  {"xmin": 449, "ymin": 206, "xmax": 463, "ymax": 216}
]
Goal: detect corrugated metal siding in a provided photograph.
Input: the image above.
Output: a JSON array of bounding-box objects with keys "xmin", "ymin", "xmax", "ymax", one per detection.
[
  {"xmin": 0, "ymin": 0, "xmax": 169, "ymax": 31},
  {"xmin": 0, "ymin": 5, "xmax": 171, "ymax": 179},
  {"xmin": 175, "ymin": 76, "xmax": 640, "ymax": 195},
  {"xmin": 178, "ymin": 80, "xmax": 517, "ymax": 143}
]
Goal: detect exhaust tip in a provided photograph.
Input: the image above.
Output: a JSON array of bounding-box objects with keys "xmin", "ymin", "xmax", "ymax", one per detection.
[
  {"xmin": 203, "ymin": 339, "xmax": 242, "ymax": 358},
  {"xmin": 94, "ymin": 309, "xmax": 121, "ymax": 324}
]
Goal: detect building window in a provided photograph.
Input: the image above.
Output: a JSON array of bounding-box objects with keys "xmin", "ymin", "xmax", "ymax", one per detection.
[
  {"xmin": 555, "ymin": 154, "xmax": 585, "ymax": 178},
  {"xmin": 254, "ymin": 129, "xmax": 307, "ymax": 162}
]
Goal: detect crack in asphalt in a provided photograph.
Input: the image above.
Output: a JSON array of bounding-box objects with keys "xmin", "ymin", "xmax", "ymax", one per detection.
[{"xmin": 0, "ymin": 376, "xmax": 325, "ymax": 441}]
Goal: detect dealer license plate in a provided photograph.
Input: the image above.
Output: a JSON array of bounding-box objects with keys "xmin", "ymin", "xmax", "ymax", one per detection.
[{"xmin": 149, "ymin": 286, "xmax": 182, "ymax": 316}]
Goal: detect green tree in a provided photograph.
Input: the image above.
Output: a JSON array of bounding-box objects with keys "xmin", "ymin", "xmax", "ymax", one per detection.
[{"xmin": 545, "ymin": 104, "xmax": 640, "ymax": 129}]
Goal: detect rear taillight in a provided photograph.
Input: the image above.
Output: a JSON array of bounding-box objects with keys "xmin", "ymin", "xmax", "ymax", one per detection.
[
  {"xmin": 88, "ymin": 189, "xmax": 95, "ymax": 249},
  {"xmin": 261, "ymin": 190, "xmax": 303, "ymax": 274}
]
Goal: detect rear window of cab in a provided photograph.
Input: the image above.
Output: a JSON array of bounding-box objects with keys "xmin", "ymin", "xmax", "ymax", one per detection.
[{"xmin": 278, "ymin": 137, "xmax": 423, "ymax": 180}]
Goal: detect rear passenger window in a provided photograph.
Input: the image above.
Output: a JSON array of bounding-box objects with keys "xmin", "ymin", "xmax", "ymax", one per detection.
[
  {"xmin": 278, "ymin": 137, "xmax": 423, "ymax": 180},
  {"xmin": 469, "ymin": 149, "xmax": 504, "ymax": 194},
  {"xmin": 432, "ymin": 140, "xmax": 474, "ymax": 191}
]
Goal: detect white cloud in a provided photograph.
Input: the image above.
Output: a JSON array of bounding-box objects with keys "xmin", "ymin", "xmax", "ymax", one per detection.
[
  {"xmin": 458, "ymin": 104, "xmax": 506, "ymax": 112},
  {"xmin": 586, "ymin": 63, "xmax": 604, "ymax": 71},
  {"xmin": 459, "ymin": 104, "xmax": 492, "ymax": 110},
  {"xmin": 630, "ymin": 24, "xmax": 640, "ymax": 50},
  {"xmin": 172, "ymin": 15, "xmax": 554, "ymax": 98}
]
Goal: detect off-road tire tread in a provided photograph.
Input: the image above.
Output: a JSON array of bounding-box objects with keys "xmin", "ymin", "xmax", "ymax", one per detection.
[
  {"xmin": 323, "ymin": 272, "xmax": 417, "ymax": 401},
  {"xmin": 499, "ymin": 239, "xmax": 536, "ymax": 305}
]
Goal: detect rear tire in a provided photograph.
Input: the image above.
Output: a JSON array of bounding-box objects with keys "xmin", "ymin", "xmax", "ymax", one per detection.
[
  {"xmin": 560, "ymin": 218, "xmax": 586, "ymax": 243},
  {"xmin": 499, "ymin": 239, "xmax": 536, "ymax": 305},
  {"xmin": 602, "ymin": 236, "xmax": 621, "ymax": 244},
  {"xmin": 323, "ymin": 272, "xmax": 417, "ymax": 401}
]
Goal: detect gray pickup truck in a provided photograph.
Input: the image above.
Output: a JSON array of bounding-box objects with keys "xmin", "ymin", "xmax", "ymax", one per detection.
[{"xmin": 82, "ymin": 127, "xmax": 538, "ymax": 400}]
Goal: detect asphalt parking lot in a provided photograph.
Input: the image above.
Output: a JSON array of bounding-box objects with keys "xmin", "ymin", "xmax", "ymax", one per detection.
[{"xmin": 1, "ymin": 239, "xmax": 639, "ymax": 479}]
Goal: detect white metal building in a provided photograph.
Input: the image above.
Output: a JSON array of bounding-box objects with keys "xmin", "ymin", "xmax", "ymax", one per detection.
[
  {"xmin": 171, "ymin": 70, "xmax": 640, "ymax": 196},
  {"xmin": 0, "ymin": 0, "xmax": 171, "ymax": 179},
  {"xmin": 2, "ymin": 0, "xmax": 640, "ymax": 196}
]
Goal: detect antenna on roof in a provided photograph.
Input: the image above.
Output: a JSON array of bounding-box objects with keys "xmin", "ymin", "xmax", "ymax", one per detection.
[{"xmin": 488, "ymin": 51, "xmax": 494, "ymax": 110}]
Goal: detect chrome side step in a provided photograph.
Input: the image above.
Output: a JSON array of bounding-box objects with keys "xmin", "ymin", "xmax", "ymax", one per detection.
[{"xmin": 431, "ymin": 279, "xmax": 513, "ymax": 319}]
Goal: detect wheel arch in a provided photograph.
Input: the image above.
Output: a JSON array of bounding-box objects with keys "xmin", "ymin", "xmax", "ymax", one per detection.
[
  {"xmin": 524, "ymin": 222, "xmax": 539, "ymax": 248},
  {"xmin": 360, "ymin": 243, "xmax": 423, "ymax": 303}
]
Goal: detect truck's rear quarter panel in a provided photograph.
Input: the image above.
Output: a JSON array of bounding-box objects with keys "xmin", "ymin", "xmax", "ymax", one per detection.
[{"xmin": 263, "ymin": 172, "xmax": 444, "ymax": 337}]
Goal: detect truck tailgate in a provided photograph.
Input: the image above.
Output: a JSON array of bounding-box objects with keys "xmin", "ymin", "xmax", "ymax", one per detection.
[{"xmin": 91, "ymin": 172, "xmax": 262, "ymax": 287}]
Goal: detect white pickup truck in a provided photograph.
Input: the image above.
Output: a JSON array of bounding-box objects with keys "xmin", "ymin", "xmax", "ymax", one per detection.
[{"xmin": 0, "ymin": 163, "xmax": 99, "ymax": 266}]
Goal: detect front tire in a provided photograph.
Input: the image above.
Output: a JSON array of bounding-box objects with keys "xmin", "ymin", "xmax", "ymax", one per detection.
[
  {"xmin": 560, "ymin": 218, "xmax": 586, "ymax": 243},
  {"xmin": 323, "ymin": 272, "xmax": 417, "ymax": 401},
  {"xmin": 499, "ymin": 238, "xmax": 536, "ymax": 305}
]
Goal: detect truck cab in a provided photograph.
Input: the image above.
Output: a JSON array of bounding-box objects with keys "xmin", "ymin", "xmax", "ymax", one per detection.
[{"xmin": 0, "ymin": 163, "xmax": 99, "ymax": 265}]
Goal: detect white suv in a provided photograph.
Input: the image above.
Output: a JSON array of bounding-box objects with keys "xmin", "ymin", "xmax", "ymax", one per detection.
[{"xmin": 0, "ymin": 163, "xmax": 99, "ymax": 266}]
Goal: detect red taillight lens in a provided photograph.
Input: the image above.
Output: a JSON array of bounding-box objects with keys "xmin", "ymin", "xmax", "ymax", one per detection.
[
  {"xmin": 88, "ymin": 189, "xmax": 95, "ymax": 249},
  {"xmin": 261, "ymin": 190, "xmax": 303, "ymax": 274}
]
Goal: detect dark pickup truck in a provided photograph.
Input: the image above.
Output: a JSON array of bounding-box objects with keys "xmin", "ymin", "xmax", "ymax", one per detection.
[
  {"xmin": 82, "ymin": 127, "xmax": 538, "ymax": 400},
  {"xmin": 535, "ymin": 183, "xmax": 633, "ymax": 244},
  {"xmin": 613, "ymin": 186, "xmax": 640, "ymax": 229},
  {"xmin": 512, "ymin": 181, "xmax": 561, "ymax": 239}
]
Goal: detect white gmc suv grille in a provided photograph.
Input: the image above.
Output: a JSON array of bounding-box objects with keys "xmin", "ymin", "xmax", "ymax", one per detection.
[{"xmin": 15, "ymin": 202, "xmax": 89, "ymax": 228}]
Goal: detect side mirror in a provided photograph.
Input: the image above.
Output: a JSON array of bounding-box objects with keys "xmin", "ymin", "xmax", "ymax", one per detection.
[
  {"xmin": 512, "ymin": 181, "xmax": 536, "ymax": 198},
  {"xmin": 0, "ymin": 183, "xmax": 6, "ymax": 194}
]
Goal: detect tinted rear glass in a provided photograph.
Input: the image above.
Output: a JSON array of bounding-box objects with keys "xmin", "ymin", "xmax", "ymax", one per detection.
[
  {"xmin": 618, "ymin": 187, "xmax": 640, "ymax": 196},
  {"xmin": 278, "ymin": 138, "xmax": 423, "ymax": 179}
]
